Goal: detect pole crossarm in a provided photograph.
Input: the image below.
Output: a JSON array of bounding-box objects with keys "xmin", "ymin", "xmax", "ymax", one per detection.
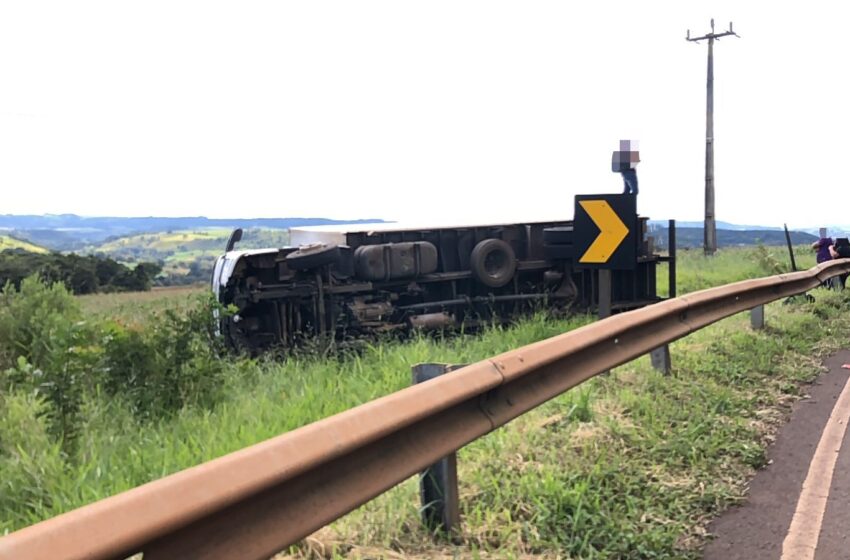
[
  {"xmin": 686, "ymin": 20, "xmax": 740, "ymax": 42},
  {"xmin": 687, "ymin": 29, "xmax": 738, "ymax": 42}
]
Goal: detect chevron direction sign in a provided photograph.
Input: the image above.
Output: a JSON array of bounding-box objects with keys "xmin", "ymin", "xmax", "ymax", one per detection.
[{"xmin": 574, "ymin": 194, "xmax": 637, "ymax": 270}]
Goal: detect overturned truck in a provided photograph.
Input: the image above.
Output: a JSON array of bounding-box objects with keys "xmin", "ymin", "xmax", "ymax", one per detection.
[{"xmin": 212, "ymin": 218, "xmax": 666, "ymax": 353}]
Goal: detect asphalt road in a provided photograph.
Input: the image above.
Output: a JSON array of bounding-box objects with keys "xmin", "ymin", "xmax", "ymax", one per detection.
[{"xmin": 703, "ymin": 350, "xmax": 850, "ymax": 560}]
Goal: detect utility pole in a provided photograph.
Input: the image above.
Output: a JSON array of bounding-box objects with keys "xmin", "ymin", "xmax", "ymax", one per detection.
[{"xmin": 687, "ymin": 19, "xmax": 739, "ymax": 255}]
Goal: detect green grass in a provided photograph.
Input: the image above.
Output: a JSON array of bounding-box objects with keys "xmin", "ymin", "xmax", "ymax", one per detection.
[
  {"xmin": 296, "ymin": 290, "xmax": 850, "ymax": 558},
  {"xmin": 3, "ymin": 247, "xmax": 849, "ymax": 559},
  {"xmin": 656, "ymin": 244, "xmax": 817, "ymax": 297}
]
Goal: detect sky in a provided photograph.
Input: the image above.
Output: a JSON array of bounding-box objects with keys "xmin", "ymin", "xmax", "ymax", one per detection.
[{"xmin": 1, "ymin": 1, "xmax": 848, "ymax": 229}]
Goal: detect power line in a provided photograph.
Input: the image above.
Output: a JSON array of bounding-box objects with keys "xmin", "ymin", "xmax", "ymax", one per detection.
[{"xmin": 686, "ymin": 19, "xmax": 740, "ymax": 256}]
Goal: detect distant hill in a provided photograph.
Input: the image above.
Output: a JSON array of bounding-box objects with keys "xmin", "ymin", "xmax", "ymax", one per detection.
[
  {"xmin": 0, "ymin": 213, "xmax": 384, "ymax": 285},
  {"xmin": 1, "ymin": 215, "xmax": 385, "ymax": 251},
  {"xmin": 648, "ymin": 227, "xmax": 818, "ymax": 250},
  {"xmin": 92, "ymin": 228, "xmax": 289, "ymax": 256},
  {"xmin": 648, "ymin": 220, "xmax": 850, "ymax": 239},
  {"xmin": 797, "ymin": 226, "xmax": 850, "ymax": 238},
  {"xmin": 87, "ymin": 228, "xmax": 291, "ymax": 282},
  {"xmin": 649, "ymin": 220, "xmax": 784, "ymax": 232},
  {"xmin": 0, "ymin": 235, "xmax": 49, "ymax": 254}
]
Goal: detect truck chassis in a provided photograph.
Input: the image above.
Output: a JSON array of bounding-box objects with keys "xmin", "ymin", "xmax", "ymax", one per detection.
[{"xmin": 212, "ymin": 218, "xmax": 664, "ymax": 354}]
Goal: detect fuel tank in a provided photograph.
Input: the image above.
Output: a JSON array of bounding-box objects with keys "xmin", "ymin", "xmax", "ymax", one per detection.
[{"xmin": 354, "ymin": 242, "xmax": 438, "ymax": 281}]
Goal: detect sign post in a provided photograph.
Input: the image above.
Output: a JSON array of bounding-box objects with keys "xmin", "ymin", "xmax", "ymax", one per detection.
[{"xmin": 598, "ymin": 269, "xmax": 612, "ymax": 319}]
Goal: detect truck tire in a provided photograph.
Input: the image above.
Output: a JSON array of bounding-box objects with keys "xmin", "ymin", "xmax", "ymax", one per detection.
[
  {"xmin": 285, "ymin": 243, "xmax": 341, "ymax": 270},
  {"xmin": 470, "ymin": 239, "xmax": 516, "ymax": 288}
]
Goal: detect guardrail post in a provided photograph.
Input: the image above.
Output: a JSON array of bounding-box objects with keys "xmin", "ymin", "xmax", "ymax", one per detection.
[
  {"xmin": 598, "ymin": 269, "xmax": 612, "ymax": 319},
  {"xmin": 411, "ymin": 363, "xmax": 464, "ymax": 535},
  {"xmin": 651, "ymin": 220, "xmax": 673, "ymax": 370},
  {"xmin": 750, "ymin": 304, "xmax": 765, "ymax": 329},
  {"xmin": 650, "ymin": 345, "xmax": 671, "ymax": 374}
]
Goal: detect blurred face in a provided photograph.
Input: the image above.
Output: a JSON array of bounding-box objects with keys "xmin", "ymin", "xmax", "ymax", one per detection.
[{"xmin": 613, "ymin": 139, "xmax": 640, "ymax": 170}]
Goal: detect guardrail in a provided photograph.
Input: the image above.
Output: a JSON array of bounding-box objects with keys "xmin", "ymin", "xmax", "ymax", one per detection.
[{"xmin": 2, "ymin": 260, "xmax": 849, "ymax": 560}]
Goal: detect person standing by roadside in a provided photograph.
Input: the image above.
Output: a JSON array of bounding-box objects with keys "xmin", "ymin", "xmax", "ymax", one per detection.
[
  {"xmin": 812, "ymin": 228, "xmax": 842, "ymax": 289},
  {"xmin": 812, "ymin": 228, "xmax": 834, "ymax": 264},
  {"xmin": 829, "ymin": 237, "xmax": 849, "ymax": 289}
]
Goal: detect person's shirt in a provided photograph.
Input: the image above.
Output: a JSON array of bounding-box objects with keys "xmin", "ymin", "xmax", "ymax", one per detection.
[{"xmin": 815, "ymin": 237, "xmax": 834, "ymax": 263}]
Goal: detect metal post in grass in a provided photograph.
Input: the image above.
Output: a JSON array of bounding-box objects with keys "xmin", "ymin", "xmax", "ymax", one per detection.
[
  {"xmin": 750, "ymin": 305, "xmax": 765, "ymax": 329},
  {"xmin": 668, "ymin": 219, "xmax": 677, "ymax": 298},
  {"xmin": 598, "ymin": 269, "xmax": 613, "ymax": 319},
  {"xmin": 411, "ymin": 363, "xmax": 464, "ymax": 535},
  {"xmin": 650, "ymin": 345, "xmax": 671, "ymax": 374},
  {"xmin": 648, "ymin": 220, "xmax": 677, "ymax": 375}
]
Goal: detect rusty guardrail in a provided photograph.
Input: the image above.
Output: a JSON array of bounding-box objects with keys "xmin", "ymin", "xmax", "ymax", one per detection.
[{"xmin": 2, "ymin": 260, "xmax": 849, "ymax": 560}]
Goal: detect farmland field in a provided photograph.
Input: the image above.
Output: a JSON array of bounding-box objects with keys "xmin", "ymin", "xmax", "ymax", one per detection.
[
  {"xmin": 0, "ymin": 235, "xmax": 49, "ymax": 254},
  {"xmin": 84, "ymin": 227, "xmax": 290, "ymax": 284},
  {"xmin": 77, "ymin": 284, "xmax": 206, "ymax": 325},
  {"xmin": 2, "ymin": 245, "xmax": 847, "ymax": 559}
]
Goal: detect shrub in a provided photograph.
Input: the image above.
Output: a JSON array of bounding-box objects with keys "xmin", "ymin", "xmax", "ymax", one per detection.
[
  {"xmin": 0, "ymin": 277, "xmax": 99, "ymax": 444},
  {"xmin": 100, "ymin": 295, "xmax": 229, "ymax": 419},
  {"xmin": 0, "ymin": 278, "xmax": 230, "ymax": 443}
]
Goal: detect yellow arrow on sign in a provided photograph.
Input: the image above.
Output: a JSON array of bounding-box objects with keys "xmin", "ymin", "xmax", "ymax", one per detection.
[{"xmin": 578, "ymin": 200, "xmax": 629, "ymax": 263}]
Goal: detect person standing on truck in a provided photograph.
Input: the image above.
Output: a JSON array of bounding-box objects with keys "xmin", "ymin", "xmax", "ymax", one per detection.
[{"xmin": 612, "ymin": 139, "xmax": 640, "ymax": 195}]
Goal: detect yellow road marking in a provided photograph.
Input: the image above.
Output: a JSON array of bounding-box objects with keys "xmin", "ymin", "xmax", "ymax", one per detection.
[
  {"xmin": 780, "ymin": 372, "xmax": 850, "ymax": 560},
  {"xmin": 578, "ymin": 200, "xmax": 629, "ymax": 263}
]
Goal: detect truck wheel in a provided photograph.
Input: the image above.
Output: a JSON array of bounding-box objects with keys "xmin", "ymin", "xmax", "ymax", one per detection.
[
  {"xmin": 285, "ymin": 243, "xmax": 340, "ymax": 270},
  {"xmin": 470, "ymin": 239, "xmax": 516, "ymax": 288}
]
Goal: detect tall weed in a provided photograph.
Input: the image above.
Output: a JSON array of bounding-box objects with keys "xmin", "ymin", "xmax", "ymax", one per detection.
[
  {"xmin": 0, "ymin": 390, "xmax": 67, "ymax": 533},
  {"xmin": 100, "ymin": 296, "xmax": 230, "ymax": 419},
  {"xmin": 0, "ymin": 279, "xmax": 232, "ymax": 446},
  {"xmin": 0, "ymin": 277, "xmax": 98, "ymax": 445}
]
